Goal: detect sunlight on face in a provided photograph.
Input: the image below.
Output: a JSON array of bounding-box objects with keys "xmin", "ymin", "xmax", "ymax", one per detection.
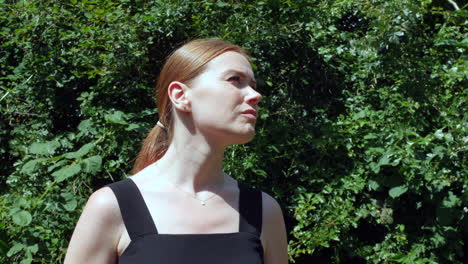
[{"xmin": 188, "ymin": 51, "xmax": 262, "ymax": 145}]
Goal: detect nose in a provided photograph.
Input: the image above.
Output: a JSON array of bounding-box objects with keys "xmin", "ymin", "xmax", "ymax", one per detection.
[{"xmin": 246, "ymin": 87, "xmax": 262, "ymax": 106}]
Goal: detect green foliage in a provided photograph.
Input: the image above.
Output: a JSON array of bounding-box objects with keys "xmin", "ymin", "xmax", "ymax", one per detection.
[{"xmin": 1, "ymin": 0, "xmax": 466, "ymax": 263}]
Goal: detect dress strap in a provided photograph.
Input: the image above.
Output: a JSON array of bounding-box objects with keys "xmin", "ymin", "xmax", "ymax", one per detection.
[
  {"xmin": 238, "ymin": 182, "xmax": 263, "ymax": 235},
  {"xmin": 107, "ymin": 178, "xmax": 158, "ymax": 240}
]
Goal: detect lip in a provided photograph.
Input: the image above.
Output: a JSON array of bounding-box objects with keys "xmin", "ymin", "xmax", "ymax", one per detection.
[{"xmin": 241, "ymin": 109, "xmax": 257, "ymax": 120}]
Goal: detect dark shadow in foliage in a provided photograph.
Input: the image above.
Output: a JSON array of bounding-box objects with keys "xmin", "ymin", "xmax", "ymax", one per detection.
[
  {"xmin": 353, "ymin": 220, "xmax": 386, "ymax": 245},
  {"xmin": 393, "ymin": 192, "xmax": 426, "ymax": 233},
  {"xmin": 336, "ymin": 10, "xmax": 370, "ymax": 37},
  {"xmin": 267, "ymin": 37, "xmax": 345, "ymax": 111},
  {"xmin": 343, "ymin": 257, "xmax": 367, "ymax": 264},
  {"xmin": 0, "ymin": 121, "xmax": 13, "ymax": 195},
  {"xmin": 52, "ymin": 83, "xmax": 83, "ymax": 133},
  {"xmin": 295, "ymin": 247, "xmax": 333, "ymax": 264}
]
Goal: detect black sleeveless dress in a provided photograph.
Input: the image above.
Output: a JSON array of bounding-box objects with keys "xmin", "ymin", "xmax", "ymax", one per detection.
[{"xmin": 107, "ymin": 178, "xmax": 265, "ymax": 264}]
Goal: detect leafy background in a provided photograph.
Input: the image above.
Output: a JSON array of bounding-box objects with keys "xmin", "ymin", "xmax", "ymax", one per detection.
[{"xmin": 0, "ymin": 0, "xmax": 466, "ymax": 263}]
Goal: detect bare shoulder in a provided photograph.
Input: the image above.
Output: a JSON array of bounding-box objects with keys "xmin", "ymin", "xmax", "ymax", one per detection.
[
  {"xmin": 261, "ymin": 191, "xmax": 286, "ymax": 238},
  {"xmin": 261, "ymin": 191, "xmax": 283, "ymax": 218},
  {"xmin": 85, "ymin": 186, "xmax": 121, "ymax": 218},
  {"xmin": 64, "ymin": 186, "xmax": 123, "ymax": 264},
  {"xmin": 79, "ymin": 186, "xmax": 124, "ymax": 240},
  {"xmin": 261, "ymin": 191, "xmax": 289, "ymax": 264}
]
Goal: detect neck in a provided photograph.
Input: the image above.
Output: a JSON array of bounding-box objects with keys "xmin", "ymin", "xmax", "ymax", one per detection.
[{"xmin": 154, "ymin": 124, "xmax": 227, "ymax": 193}]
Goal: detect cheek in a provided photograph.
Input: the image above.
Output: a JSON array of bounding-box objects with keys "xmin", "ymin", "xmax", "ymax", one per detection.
[
  {"xmin": 192, "ymin": 83, "xmax": 239, "ymax": 108},
  {"xmin": 191, "ymin": 90, "xmax": 241, "ymax": 124}
]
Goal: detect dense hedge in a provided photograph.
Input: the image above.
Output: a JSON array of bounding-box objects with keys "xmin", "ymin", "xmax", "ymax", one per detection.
[{"xmin": 1, "ymin": 0, "xmax": 466, "ymax": 263}]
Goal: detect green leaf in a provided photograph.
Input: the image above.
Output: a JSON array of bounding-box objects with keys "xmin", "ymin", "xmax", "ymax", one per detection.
[
  {"xmin": 78, "ymin": 119, "xmax": 92, "ymax": 132},
  {"xmin": 60, "ymin": 191, "xmax": 79, "ymax": 211},
  {"xmin": 434, "ymin": 129, "xmax": 444, "ymax": 139},
  {"xmin": 52, "ymin": 163, "xmax": 82, "ymax": 182},
  {"xmin": 64, "ymin": 199, "xmax": 78, "ymax": 212},
  {"xmin": 252, "ymin": 168, "xmax": 267, "ymax": 177},
  {"xmin": 81, "ymin": 155, "xmax": 102, "ymax": 174},
  {"xmin": 389, "ymin": 185, "xmax": 408, "ymax": 198},
  {"xmin": 12, "ymin": 211, "xmax": 32, "ymax": 226},
  {"xmin": 20, "ymin": 257, "xmax": 32, "ymax": 264},
  {"xmin": 368, "ymin": 180, "xmax": 380, "ymax": 191},
  {"xmin": 8, "ymin": 207, "xmax": 21, "ymax": 216},
  {"xmin": 105, "ymin": 110, "xmax": 128, "ymax": 125},
  {"xmin": 29, "ymin": 140, "xmax": 60, "ymax": 155},
  {"xmin": 47, "ymin": 160, "xmax": 68, "ymax": 172},
  {"xmin": 27, "ymin": 244, "xmax": 38, "ymax": 254},
  {"xmin": 430, "ymin": 232, "xmax": 446, "ymax": 247},
  {"xmin": 377, "ymin": 151, "xmax": 392, "ymax": 166},
  {"xmin": 7, "ymin": 243, "xmax": 24, "ymax": 257},
  {"xmin": 20, "ymin": 158, "xmax": 46, "ymax": 174},
  {"xmin": 268, "ymin": 145, "xmax": 280, "ymax": 153},
  {"xmin": 367, "ymin": 147, "xmax": 385, "ymax": 154},
  {"xmin": 380, "ymin": 208, "xmax": 394, "ymax": 224},
  {"xmin": 60, "ymin": 191, "xmax": 74, "ymax": 200},
  {"xmin": 442, "ymin": 191, "xmax": 461, "ymax": 208},
  {"xmin": 13, "ymin": 197, "xmax": 29, "ymax": 208},
  {"xmin": 363, "ymin": 133, "xmax": 378, "ymax": 140},
  {"xmin": 369, "ymin": 162, "xmax": 380, "ymax": 174},
  {"xmin": 64, "ymin": 143, "xmax": 94, "ymax": 159},
  {"xmin": 352, "ymin": 110, "xmax": 366, "ymax": 120},
  {"xmin": 125, "ymin": 123, "xmax": 141, "ymax": 131},
  {"xmin": 216, "ymin": 1, "xmax": 229, "ymax": 7}
]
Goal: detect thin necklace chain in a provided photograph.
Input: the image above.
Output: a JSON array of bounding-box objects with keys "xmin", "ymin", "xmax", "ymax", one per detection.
[
  {"xmin": 165, "ymin": 176, "xmax": 225, "ymax": 206},
  {"xmin": 172, "ymin": 185, "xmax": 217, "ymax": 206}
]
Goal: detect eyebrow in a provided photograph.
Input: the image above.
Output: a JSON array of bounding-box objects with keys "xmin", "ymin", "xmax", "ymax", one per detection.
[{"xmin": 222, "ymin": 69, "xmax": 257, "ymax": 87}]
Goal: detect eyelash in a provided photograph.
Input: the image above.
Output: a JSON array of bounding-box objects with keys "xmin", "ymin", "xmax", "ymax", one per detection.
[
  {"xmin": 228, "ymin": 75, "xmax": 256, "ymax": 89},
  {"xmin": 228, "ymin": 76, "xmax": 241, "ymax": 83}
]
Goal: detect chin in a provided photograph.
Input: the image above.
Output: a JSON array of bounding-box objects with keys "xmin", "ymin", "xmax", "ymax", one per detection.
[
  {"xmin": 232, "ymin": 129, "xmax": 256, "ymax": 145},
  {"xmin": 236, "ymin": 136, "xmax": 254, "ymax": 145},
  {"xmin": 209, "ymin": 124, "xmax": 257, "ymax": 145}
]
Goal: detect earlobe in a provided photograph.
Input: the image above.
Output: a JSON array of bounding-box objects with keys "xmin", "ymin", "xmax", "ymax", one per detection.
[{"xmin": 167, "ymin": 81, "xmax": 191, "ymax": 112}]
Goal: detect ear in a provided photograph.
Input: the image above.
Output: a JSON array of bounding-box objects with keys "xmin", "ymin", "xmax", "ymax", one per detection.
[{"xmin": 167, "ymin": 81, "xmax": 191, "ymax": 112}]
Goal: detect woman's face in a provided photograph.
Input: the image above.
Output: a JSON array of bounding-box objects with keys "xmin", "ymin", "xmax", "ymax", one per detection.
[{"xmin": 187, "ymin": 51, "xmax": 262, "ymax": 145}]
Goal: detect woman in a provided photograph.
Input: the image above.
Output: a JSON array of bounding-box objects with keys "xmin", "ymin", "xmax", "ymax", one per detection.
[{"xmin": 64, "ymin": 39, "xmax": 288, "ymax": 264}]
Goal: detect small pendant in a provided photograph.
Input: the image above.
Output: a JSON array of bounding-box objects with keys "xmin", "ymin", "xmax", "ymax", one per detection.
[{"xmin": 201, "ymin": 201, "xmax": 206, "ymax": 206}]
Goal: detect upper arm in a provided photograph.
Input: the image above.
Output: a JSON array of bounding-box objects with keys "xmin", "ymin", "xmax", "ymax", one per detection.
[
  {"xmin": 261, "ymin": 192, "xmax": 288, "ymax": 264},
  {"xmin": 64, "ymin": 187, "xmax": 123, "ymax": 264}
]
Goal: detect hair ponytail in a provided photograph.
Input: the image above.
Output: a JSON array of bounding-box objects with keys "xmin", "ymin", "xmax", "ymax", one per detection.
[{"xmin": 131, "ymin": 124, "xmax": 168, "ymax": 174}]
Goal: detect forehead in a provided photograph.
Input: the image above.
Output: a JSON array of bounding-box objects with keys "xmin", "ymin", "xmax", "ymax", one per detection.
[{"xmin": 205, "ymin": 51, "xmax": 253, "ymax": 76}]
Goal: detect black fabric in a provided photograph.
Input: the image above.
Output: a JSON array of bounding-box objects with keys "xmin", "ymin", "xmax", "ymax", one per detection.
[
  {"xmin": 238, "ymin": 182, "xmax": 263, "ymax": 234},
  {"xmin": 107, "ymin": 178, "xmax": 264, "ymax": 264},
  {"xmin": 107, "ymin": 179, "xmax": 158, "ymax": 239}
]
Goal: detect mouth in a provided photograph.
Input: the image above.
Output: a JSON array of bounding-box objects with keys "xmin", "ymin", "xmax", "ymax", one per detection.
[{"xmin": 241, "ymin": 109, "xmax": 257, "ymax": 120}]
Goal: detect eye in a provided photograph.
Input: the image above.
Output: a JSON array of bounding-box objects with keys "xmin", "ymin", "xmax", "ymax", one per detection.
[{"xmin": 228, "ymin": 76, "xmax": 241, "ymax": 83}]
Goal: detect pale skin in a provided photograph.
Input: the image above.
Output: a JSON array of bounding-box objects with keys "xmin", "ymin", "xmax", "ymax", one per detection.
[{"xmin": 64, "ymin": 51, "xmax": 288, "ymax": 264}]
